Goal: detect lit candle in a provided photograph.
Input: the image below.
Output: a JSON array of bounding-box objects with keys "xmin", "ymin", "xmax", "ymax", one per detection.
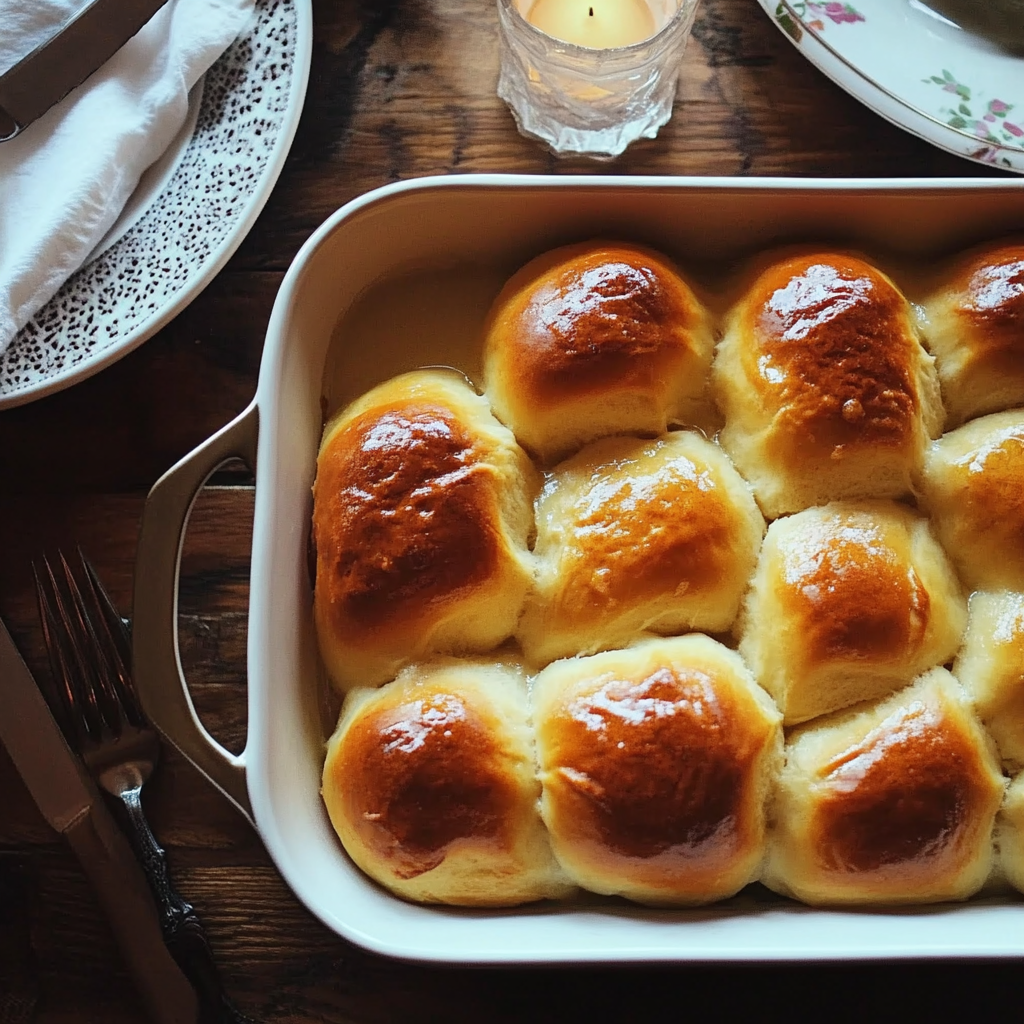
[
  {"xmin": 527, "ymin": 0, "xmax": 658, "ymax": 49},
  {"xmin": 497, "ymin": 0, "xmax": 695, "ymax": 157}
]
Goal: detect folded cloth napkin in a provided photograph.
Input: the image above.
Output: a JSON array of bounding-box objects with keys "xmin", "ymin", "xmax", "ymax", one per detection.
[{"xmin": 0, "ymin": 0, "xmax": 255, "ymax": 357}]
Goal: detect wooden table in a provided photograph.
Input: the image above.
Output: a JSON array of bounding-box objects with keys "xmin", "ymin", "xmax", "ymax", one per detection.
[{"xmin": 0, "ymin": 1, "xmax": 1019, "ymax": 1020}]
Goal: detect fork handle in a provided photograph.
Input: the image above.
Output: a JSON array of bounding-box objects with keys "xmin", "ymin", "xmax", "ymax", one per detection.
[{"xmin": 112, "ymin": 788, "xmax": 257, "ymax": 1024}]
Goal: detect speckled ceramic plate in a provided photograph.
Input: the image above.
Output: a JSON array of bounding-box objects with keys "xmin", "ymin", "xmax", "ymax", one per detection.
[
  {"xmin": 0, "ymin": 0, "xmax": 312, "ymax": 409},
  {"xmin": 758, "ymin": 1, "xmax": 1024, "ymax": 174}
]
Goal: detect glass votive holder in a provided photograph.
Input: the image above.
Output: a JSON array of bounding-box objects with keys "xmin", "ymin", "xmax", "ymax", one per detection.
[{"xmin": 496, "ymin": 0, "xmax": 699, "ymax": 159}]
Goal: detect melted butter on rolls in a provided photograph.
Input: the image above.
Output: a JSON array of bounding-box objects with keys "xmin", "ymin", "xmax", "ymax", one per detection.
[
  {"xmin": 916, "ymin": 240, "xmax": 1024, "ymax": 428},
  {"xmin": 482, "ymin": 241, "xmax": 715, "ymax": 464},
  {"xmin": 313, "ymin": 232, "xmax": 1024, "ymax": 911},
  {"xmin": 713, "ymin": 251, "xmax": 942, "ymax": 518},
  {"xmin": 918, "ymin": 409, "xmax": 1024, "ymax": 593},
  {"xmin": 739, "ymin": 500, "xmax": 966, "ymax": 725},
  {"xmin": 954, "ymin": 591, "xmax": 1024, "ymax": 771},
  {"xmin": 312, "ymin": 370, "xmax": 537, "ymax": 690},
  {"xmin": 764, "ymin": 668, "xmax": 1005, "ymax": 906},
  {"xmin": 999, "ymin": 774, "xmax": 1024, "ymax": 896},
  {"xmin": 322, "ymin": 659, "xmax": 574, "ymax": 906},
  {"xmin": 519, "ymin": 431, "xmax": 764, "ymax": 666},
  {"xmin": 532, "ymin": 635, "xmax": 782, "ymax": 905}
]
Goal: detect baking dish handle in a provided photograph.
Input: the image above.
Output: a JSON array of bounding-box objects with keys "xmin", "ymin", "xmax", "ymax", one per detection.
[{"xmin": 132, "ymin": 402, "xmax": 258, "ymax": 827}]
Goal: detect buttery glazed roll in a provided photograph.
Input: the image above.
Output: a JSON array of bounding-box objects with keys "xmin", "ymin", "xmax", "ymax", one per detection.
[
  {"xmin": 764, "ymin": 668, "xmax": 1005, "ymax": 906},
  {"xmin": 916, "ymin": 240, "xmax": 1024, "ymax": 427},
  {"xmin": 518, "ymin": 431, "xmax": 765, "ymax": 666},
  {"xmin": 532, "ymin": 635, "xmax": 782, "ymax": 905},
  {"xmin": 321, "ymin": 659, "xmax": 573, "ymax": 906},
  {"xmin": 482, "ymin": 241, "xmax": 715, "ymax": 464},
  {"xmin": 713, "ymin": 251, "xmax": 943, "ymax": 518},
  {"xmin": 312, "ymin": 370, "xmax": 536, "ymax": 690},
  {"xmin": 917, "ymin": 410, "xmax": 1024, "ymax": 592},
  {"xmin": 954, "ymin": 591, "xmax": 1024, "ymax": 769},
  {"xmin": 999, "ymin": 773, "xmax": 1024, "ymax": 895},
  {"xmin": 739, "ymin": 501, "xmax": 966, "ymax": 725}
]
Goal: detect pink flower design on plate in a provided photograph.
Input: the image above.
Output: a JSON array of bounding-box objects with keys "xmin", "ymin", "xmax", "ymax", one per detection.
[
  {"xmin": 971, "ymin": 147, "xmax": 996, "ymax": 163},
  {"xmin": 808, "ymin": 2, "xmax": 865, "ymax": 24},
  {"xmin": 925, "ymin": 71, "xmax": 1023, "ymax": 155}
]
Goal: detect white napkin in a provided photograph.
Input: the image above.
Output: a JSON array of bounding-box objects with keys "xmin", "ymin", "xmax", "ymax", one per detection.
[{"xmin": 0, "ymin": 0, "xmax": 255, "ymax": 356}]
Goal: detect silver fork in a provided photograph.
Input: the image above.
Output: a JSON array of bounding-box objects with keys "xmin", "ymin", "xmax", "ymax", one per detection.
[{"xmin": 35, "ymin": 550, "xmax": 256, "ymax": 1024}]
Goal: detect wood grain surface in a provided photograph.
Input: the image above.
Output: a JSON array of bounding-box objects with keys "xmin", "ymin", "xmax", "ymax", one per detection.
[{"xmin": 0, "ymin": 0, "xmax": 1019, "ymax": 1020}]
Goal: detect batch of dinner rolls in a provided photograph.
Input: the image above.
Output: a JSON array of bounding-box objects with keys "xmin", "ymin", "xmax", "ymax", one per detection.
[{"xmin": 312, "ymin": 237, "xmax": 1024, "ymax": 909}]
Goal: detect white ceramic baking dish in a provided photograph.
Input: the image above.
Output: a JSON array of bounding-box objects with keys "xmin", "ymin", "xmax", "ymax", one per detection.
[{"xmin": 132, "ymin": 174, "xmax": 1024, "ymax": 963}]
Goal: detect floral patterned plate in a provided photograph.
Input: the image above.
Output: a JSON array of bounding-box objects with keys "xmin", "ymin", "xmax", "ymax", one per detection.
[{"xmin": 758, "ymin": 0, "xmax": 1024, "ymax": 173}]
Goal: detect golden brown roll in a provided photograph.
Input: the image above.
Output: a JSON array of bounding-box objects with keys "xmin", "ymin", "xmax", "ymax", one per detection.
[
  {"xmin": 532, "ymin": 635, "xmax": 782, "ymax": 905},
  {"xmin": 954, "ymin": 591, "xmax": 1024, "ymax": 770},
  {"xmin": 739, "ymin": 500, "xmax": 966, "ymax": 725},
  {"xmin": 999, "ymin": 773, "xmax": 1024, "ymax": 895},
  {"xmin": 312, "ymin": 369, "xmax": 537, "ymax": 690},
  {"xmin": 321, "ymin": 659, "xmax": 573, "ymax": 906},
  {"xmin": 518, "ymin": 431, "xmax": 764, "ymax": 667},
  {"xmin": 482, "ymin": 241, "xmax": 715, "ymax": 464},
  {"xmin": 916, "ymin": 240, "xmax": 1024, "ymax": 427},
  {"xmin": 917, "ymin": 410, "xmax": 1024, "ymax": 593},
  {"xmin": 713, "ymin": 251, "xmax": 943, "ymax": 518},
  {"xmin": 764, "ymin": 668, "xmax": 1005, "ymax": 906}
]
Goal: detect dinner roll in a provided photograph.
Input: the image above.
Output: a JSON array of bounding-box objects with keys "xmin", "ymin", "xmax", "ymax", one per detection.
[
  {"xmin": 917, "ymin": 410, "xmax": 1024, "ymax": 592},
  {"xmin": 954, "ymin": 591, "xmax": 1024, "ymax": 769},
  {"xmin": 739, "ymin": 500, "xmax": 966, "ymax": 725},
  {"xmin": 764, "ymin": 668, "xmax": 1005, "ymax": 906},
  {"xmin": 999, "ymin": 773, "xmax": 1024, "ymax": 895},
  {"xmin": 321, "ymin": 659, "xmax": 573, "ymax": 906},
  {"xmin": 916, "ymin": 240, "xmax": 1024, "ymax": 427},
  {"xmin": 312, "ymin": 369, "xmax": 536, "ymax": 690},
  {"xmin": 518, "ymin": 431, "xmax": 765, "ymax": 666},
  {"xmin": 713, "ymin": 251, "xmax": 942, "ymax": 518},
  {"xmin": 482, "ymin": 241, "xmax": 715, "ymax": 464},
  {"xmin": 532, "ymin": 635, "xmax": 782, "ymax": 905}
]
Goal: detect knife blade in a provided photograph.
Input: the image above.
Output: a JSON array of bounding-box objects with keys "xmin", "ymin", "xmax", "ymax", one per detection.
[
  {"xmin": 0, "ymin": 615, "xmax": 198, "ymax": 1024},
  {"xmin": 0, "ymin": 0, "xmax": 171, "ymax": 142}
]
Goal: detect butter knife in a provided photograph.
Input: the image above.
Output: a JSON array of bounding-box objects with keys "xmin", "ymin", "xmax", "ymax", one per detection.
[
  {"xmin": 0, "ymin": 615, "xmax": 198, "ymax": 1024},
  {"xmin": 0, "ymin": 0, "xmax": 171, "ymax": 142}
]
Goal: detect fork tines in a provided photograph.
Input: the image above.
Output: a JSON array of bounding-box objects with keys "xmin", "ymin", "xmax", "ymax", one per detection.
[{"xmin": 34, "ymin": 551, "xmax": 140, "ymax": 747}]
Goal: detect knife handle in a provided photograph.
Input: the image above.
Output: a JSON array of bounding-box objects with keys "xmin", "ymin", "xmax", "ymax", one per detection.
[
  {"xmin": 63, "ymin": 803, "xmax": 198, "ymax": 1024},
  {"xmin": 112, "ymin": 789, "xmax": 257, "ymax": 1024}
]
